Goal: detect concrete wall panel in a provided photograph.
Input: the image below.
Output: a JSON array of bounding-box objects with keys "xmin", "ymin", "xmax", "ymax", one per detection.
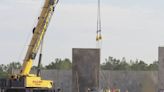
[{"xmin": 72, "ymin": 48, "xmax": 100, "ymax": 92}]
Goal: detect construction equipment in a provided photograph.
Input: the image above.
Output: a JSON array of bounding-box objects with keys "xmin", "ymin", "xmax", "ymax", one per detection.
[
  {"xmin": 96, "ymin": 0, "xmax": 102, "ymax": 48},
  {"xmin": 0, "ymin": 0, "xmax": 58, "ymax": 92},
  {"xmin": 96, "ymin": 0, "xmax": 102, "ymax": 41}
]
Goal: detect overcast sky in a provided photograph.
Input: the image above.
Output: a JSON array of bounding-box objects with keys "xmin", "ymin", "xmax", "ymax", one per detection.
[{"xmin": 0, "ymin": 0, "xmax": 164, "ymax": 65}]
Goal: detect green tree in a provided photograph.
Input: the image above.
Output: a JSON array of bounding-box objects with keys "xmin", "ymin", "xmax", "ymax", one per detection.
[
  {"xmin": 148, "ymin": 61, "xmax": 158, "ymax": 70},
  {"xmin": 112, "ymin": 58, "xmax": 121, "ymax": 70},
  {"xmin": 0, "ymin": 64, "xmax": 9, "ymax": 78},
  {"xmin": 118, "ymin": 57, "xmax": 130, "ymax": 70},
  {"xmin": 0, "ymin": 64, "xmax": 7, "ymax": 72},
  {"xmin": 31, "ymin": 64, "xmax": 44, "ymax": 70},
  {"xmin": 101, "ymin": 57, "xmax": 130, "ymax": 70},
  {"xmin": 45, "ymin": 58, "xmax": 72, "ymax": 70},
  {"xmin": 101, "ymin": 56, "xmax": 158, "ymax": 71},
  {"xmin": 60, "ymin": 58, "xmax": 72, "ymax": 70},
  {"xmin": 101, "ymin": 56, "xmax": 113, "ymax": 70},
  {"xmin": 6, "ymin": 62, "xmax": 21, "ymax": 73},
  {"xmin": 130, "ymin": 60, "xmax": 148, "ymax": 71}
]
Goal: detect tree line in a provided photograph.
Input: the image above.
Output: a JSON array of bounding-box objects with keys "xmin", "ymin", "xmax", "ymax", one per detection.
[
  {"xmin": 101, "ymin": 57, "xmax": 158, "ymax": 71},
  {"xmin": 0, "ymin": 57, "xmax": 158, "ymax": 77}
]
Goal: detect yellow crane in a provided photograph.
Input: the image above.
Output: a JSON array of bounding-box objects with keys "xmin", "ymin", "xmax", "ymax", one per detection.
[{"xmin": 0, "ymin": 0, "xmax": 58, "ymax": 92}]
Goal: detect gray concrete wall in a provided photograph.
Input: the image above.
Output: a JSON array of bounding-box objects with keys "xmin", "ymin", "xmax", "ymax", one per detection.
[
  {"xmin": 13, "ymin": 69, "xmax": 158, "ymax": 92},
  {"xmin": 158, "ymin": 47, "xmax": 164, "ymax": 92},
  {"xmin": 100, "ymin": 71, "xmax": 157, "ymax": 92},
  {"xmin": 33, "ymin": 70, "xmax": 157, "ymax": 92},
  {"xmin": 13, "ymin": 67, "xmax": 158, "ymax": 92},
  {"xmin": 72, "ymin": 48, "xmax": 100, "ymax": 92}
]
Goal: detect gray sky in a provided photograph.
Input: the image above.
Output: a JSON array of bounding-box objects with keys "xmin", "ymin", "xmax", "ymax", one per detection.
[{"xmin": 0, "ymin": 0, "xmax": 164, "ymax": 65}]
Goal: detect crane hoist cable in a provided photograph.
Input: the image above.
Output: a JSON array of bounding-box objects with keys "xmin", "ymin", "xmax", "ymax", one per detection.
[{"xmin": 96, "ymin": 0, "xmax": 102, "ymax": 47}]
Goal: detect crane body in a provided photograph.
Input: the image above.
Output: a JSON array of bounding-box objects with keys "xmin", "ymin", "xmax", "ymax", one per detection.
[{"xmin": 0, "ymin": 0, "xmax": 58, "ymax": 92}]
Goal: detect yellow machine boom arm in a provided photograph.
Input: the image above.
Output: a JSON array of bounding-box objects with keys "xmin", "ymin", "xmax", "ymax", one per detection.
[{"xmin": 20, "ymin": 0, "xmax": 58, "ymax": 76}]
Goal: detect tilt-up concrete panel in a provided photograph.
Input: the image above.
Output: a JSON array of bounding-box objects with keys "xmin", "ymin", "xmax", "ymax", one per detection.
[
  {"xmin": 158, "ymin": 47, "xmax": 164, "ymax": 92},
  {"xmin": 72, "ymin": 48, "xmax": 100, "ymax": 92}
]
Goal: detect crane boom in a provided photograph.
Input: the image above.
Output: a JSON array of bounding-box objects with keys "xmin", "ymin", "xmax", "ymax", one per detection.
[{"xmin": 21, "ymin": 0, "xmax": 58, "ymax": 76}]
